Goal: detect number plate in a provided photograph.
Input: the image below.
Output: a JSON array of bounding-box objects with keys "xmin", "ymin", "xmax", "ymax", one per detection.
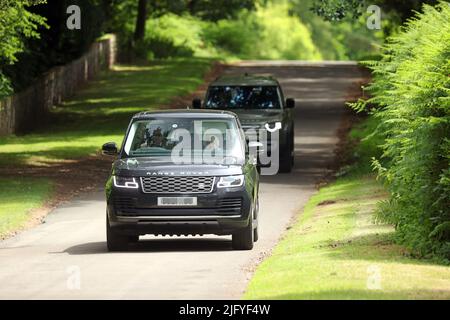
[{"xmin": 157, "ymin": 197, "xmax": 197, "ymax": 206}]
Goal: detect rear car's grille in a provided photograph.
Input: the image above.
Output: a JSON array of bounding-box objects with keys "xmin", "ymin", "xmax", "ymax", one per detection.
[{"xmin": 140, "ymin": 176, "xmax": 215, "ymax": 194}]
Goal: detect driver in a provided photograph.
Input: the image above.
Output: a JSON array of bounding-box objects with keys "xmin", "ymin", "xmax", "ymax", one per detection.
[
  {"xmin": 205, "ymin": 135, "xmax": 220, "ymax": 151},
  {"xmin": 147, "ymin": 127, "xmax": 166, "ymax": 147}
]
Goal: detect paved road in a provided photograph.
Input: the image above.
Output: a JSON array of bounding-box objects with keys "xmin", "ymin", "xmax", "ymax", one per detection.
[{"xmin": 0, "ymin": 61, "xmax": 367, "ymax": 299}]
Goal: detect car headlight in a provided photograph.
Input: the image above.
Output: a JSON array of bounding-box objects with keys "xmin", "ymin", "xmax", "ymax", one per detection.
[
  {"xmin": 217, "ymin": 175, "xmax": 244, "ymax": 188},
  {"xmin": 113, "ymin": 176, "xmax": 139, "ymax": 189},
  {"xmin": 265, "ymin": 121, "xmax": 282, "ymax": 132}
]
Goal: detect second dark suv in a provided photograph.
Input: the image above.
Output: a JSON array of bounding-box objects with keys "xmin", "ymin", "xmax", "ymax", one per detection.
[{"xmin": 193, "ymin": 74, "xmax": 295, "ymax": 173}]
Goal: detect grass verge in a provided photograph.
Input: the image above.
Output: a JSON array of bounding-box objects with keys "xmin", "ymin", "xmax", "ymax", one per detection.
[
  {"xmin": 0, "ymin": 178, "xmax": 52, "ymax": 238},
  {"xmin": 244, "ymin": 115, "xmax": 450, "ymax": 300}
]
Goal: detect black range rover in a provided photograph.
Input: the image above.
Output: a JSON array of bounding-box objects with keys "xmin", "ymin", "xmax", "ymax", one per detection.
[
  {"xmin": 102, "ymin": 110, "xmax": 260, "ymax": 251},
  {"xmin": 193, "ymin": 74, "xmax": 295, "ymax": 173}
]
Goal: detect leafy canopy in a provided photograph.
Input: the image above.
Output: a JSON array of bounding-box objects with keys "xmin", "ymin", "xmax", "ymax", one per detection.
[{"xmin": 0, "ymin": 0, "xmax": 48, "ymax": 64}]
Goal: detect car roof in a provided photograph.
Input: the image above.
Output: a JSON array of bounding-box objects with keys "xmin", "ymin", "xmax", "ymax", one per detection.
[
  {"xmin": 132, "ymin": 109, "xmax": 237, "ymax": 120},
  {"xmin": 210, "ymin": 74, "xmax": 279, "ymax": 86}
]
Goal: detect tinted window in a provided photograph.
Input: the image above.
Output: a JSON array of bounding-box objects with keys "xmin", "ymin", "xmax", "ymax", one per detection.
[
  {"xmin": 205, "ymin": 86, "xmax": 281, "ymax": 109},
  {"xmin": 122, "ymin": 118, "xmax": 244, "ymax": 165}
]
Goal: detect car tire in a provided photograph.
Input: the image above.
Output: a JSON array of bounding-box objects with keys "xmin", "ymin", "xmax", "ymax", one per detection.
[
  {"xmin": 253, "ymin": 227, "xmax": 259, "ymax": 243},
  {"xmin": 278, "ymin": 150, "xmax": 293, "ymax": 173},
  {"xmin": 278, "ymin": 133, "xmax": 294, "ymax": 173},
  {"xmin": 106, "ymin": 215, "xmax": 129, "ymax": 252},
  {"xmin": 232, "ymin": 215, "xmax": 254, "ymax": 250}
]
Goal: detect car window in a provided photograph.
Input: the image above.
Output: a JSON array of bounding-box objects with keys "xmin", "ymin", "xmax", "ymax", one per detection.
[
  {"xmin": 122, "ymin": 118, "xmax": 245, "ymax": 165},
  {"xmin": 205, "ymin": 86, "xmax": 281, "ymax": 109}
]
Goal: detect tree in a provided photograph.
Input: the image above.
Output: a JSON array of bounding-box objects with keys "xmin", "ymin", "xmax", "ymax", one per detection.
[
  {"xmin": 0, "ymin": 0, "xmax": 48, "ymax": 97},
  {"xmin": 0, "ymin": 0, "xmax": 48, "ymax": 64},
  {"xmin": 134, "ymin": 0, "xmax": 148, "ymax": 41},
  {"xmin": 127, "ymin": 0, "xmax": 257, "ymax": 43},
  {"xmin": 308, "ymin": 0, "xmax": 438, "ymax": 23}
]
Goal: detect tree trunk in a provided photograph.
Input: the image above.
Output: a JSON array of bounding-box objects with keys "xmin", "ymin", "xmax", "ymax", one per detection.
[
  {"xmin": 188, "ymin": 0, "xmax": 197, "ymax": 15},
  {"xmin": 134, "ymin": 0, "xmax": 148, "ymax": 42}
]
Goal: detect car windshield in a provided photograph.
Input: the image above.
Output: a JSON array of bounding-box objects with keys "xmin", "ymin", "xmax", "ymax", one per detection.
[
  {"xmin": 205, "ymin": 86, "xmax": 281, "ymax": 109},
  {"xmin": 122, "ymin": 117, "xmax": 245, "ymax": 165}
]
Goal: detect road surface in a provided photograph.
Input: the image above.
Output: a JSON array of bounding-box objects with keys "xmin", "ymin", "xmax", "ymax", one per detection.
[{"xmin": 0, "ymin": 61, "xmax": 367, "ymax": 299}]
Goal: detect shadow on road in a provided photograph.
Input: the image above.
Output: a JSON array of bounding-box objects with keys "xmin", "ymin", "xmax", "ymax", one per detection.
[{"xmin": 63, "ymin": 237, "xmax": 233, "ymax": 255}]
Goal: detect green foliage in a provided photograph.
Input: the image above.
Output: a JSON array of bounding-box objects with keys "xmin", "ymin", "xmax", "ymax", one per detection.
[
  {"xmin": 0, "ymin": 0, "xmax": 48, "ymax": 97},
  {"xmin": 352, "ymin": 2, "xmax": 450, "ymax": 260},
  {"xmin": 291, "ymin": 0, "xmax": 383, "ymax": 60},
  {"xmin": 144, "ymin": 14, "xmax": 207, "ymax": 59},
  {"xmin": 310, "ymin": 0, "xmax": 363, "ymax": 21},
  {"xmin": 310, "ymin": 0, "xmax": 439, "ymax": 23},
  {"xmin": 0, "ymin": 71, "xmax": 12, "ymax": 97},
  {"xmin": 0, "ymin": 0, "xmax": 48, "ymax": 64},
  {"xmin": 184, "ymin": 0, "xmax": 257, "ymax": 21},
  {"xmin": 135, "ymin": 2, "xmax": 323, "ymax": 61},
  {"xmin": 2, "ymin": 0, "xmax": 107, "ymax": 95}
]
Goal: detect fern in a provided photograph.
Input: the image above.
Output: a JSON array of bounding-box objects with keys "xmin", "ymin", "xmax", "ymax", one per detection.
[{"xmin": 351, "ymin": 2, "xmax": 450, "ymax": 261}]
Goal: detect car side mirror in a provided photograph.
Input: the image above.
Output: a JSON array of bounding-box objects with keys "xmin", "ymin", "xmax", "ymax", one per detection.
[
  {"xmin": 192, "ymin": 98, "xmax": 202, "ymax": 109},
  {"xmin": 102, "ymin": 142, "xmax": 118, "ymax": 155},
  {"xmin": 286, "ymin": 98, "xmax": 295, "ymax": 109}
]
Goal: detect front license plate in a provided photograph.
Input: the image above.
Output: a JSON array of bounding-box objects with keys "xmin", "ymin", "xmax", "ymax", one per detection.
[{"xmin": 157, "ymin": 197, "xmax": 197, "ymax": 206}]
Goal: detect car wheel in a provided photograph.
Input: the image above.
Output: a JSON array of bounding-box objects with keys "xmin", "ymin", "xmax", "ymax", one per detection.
[
  {"xmin": 278, "ymin": 134, "xmax": 294, "ymax": 173},
  {"xmin": 278, "ymin": 150, "xmax": 293, "ymax": 173},
  {"xmin": 106, "ymin": 215, "xmax": 129, "ymax": 252},
  {"xmin": 253, "ymin": 227, "xmax": 259, "ymax": 243},
  {"xmin": 232, "ymin": 214, "xmax": 254, "ymax": 250}
]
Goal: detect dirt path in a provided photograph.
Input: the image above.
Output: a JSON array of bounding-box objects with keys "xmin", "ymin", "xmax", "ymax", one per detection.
[{"xmin": 0, "ymin": 61, "xmax": 369, "ymax": 299}]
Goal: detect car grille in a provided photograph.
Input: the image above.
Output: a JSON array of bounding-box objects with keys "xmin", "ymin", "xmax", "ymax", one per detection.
[
  {"xmin": 140, "ymin": 176, "xmax": 215, "ymax": 194},
  {"xmin": 113, "ymin": 196, "xmax": 242, "ymax": 216}
]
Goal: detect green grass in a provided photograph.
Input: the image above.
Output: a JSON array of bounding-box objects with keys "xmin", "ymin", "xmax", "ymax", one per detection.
[
  {"xmin": 244, "ymin": 115, "xmax": 450, "ymax": 300},
  {"xmin": 0, "ymin": 178, "xmax": 52, "ymax": 238},
  {"xmin": 244, "ymin": 175, "xmax": 450, "ymax": 299},
  {"xmin": 0, "ymin": 58, "xmax": 214, "ymax": 167}
]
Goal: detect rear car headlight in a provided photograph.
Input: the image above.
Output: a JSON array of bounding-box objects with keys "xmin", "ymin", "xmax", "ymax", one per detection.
[
  {"xmin": 217, "ymin": 175, "xmax": 244, "ymax": 188},
  {"xmin": 113, "ymin": 176, "xmax": 139, "ymax": 189},
  {"xmin": 264, "ymin": 121, "xmax": 282, "ymax": 132}
]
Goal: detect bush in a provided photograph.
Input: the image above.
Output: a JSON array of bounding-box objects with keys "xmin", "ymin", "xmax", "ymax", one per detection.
[
  {"xmin": 202, "ymin": 10, "xmax": 261, "ymax": 58},
  {"xmin": 137, "ymin": 2, "xmax": 322, "ymax": 61},
  {"xmin": 0, "ymin": 71, "xmax": 13, "ymax": 98},
  {"xmin": 353, "ymin": 2, "xmax": 450, "ymax": 261},
  {"xmin": 290, "ymin": 0, "xmax": 383, "ymax": 60}
]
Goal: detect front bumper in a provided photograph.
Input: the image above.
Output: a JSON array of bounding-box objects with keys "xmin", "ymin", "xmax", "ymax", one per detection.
[{"xmin": 107, "ymin": 184, "xmax": 252, "ymax": 236}]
